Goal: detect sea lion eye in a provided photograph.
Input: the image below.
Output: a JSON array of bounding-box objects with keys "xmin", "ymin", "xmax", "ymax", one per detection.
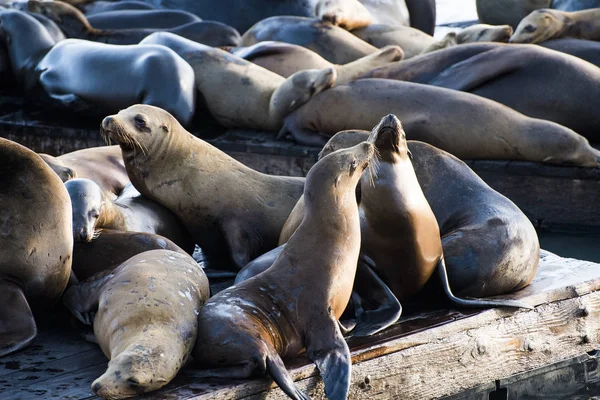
[
  {"xmin": 90, "ymin": 210, "xmax": 100, "ymax": 219},
  {"xmin": 161, "ymin": 125, "xmax": 169, "ymax": 133},
  {"xmin": 524, "ymin": 25, "xmax": 536, "ymax": 33},
  {"xmin": 134, "ymin": 115, "xmax": 146, "ymax": 129}
]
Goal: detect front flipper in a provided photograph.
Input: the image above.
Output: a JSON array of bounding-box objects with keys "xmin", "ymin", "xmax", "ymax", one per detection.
[
  {"xmin": 350, "ymin": 259, "xmax": 402, "ymax": 337},
  {"xmin": 62, "ymin": 273, "xmax": 115, "ymax": 325},
  {"xmin": 429, "ymin": 47, "xmax": 530, "ymax": 91},
  {"xmin": 306, "ymin": 320, "xmax": 352, "ymax": 400},
  {"xmin": 437, "ymin": 257, "xmax": 534, "ymax": 310},
  {"xmin": 48, "ymin": 93, "xmax": 98, "ymax": 114},
  {"xmin": 0, "ymin": 280, "xmax": 37, "ymax": 357}
]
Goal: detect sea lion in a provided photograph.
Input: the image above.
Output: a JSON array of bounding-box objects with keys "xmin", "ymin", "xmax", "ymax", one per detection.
[
  {"xmin": 361, "ymin": 43, "xmax": 600, "ymax": 142},
  {"xmin": 27, "ymin": 0, "xmax": 241, "ymax": 47},
  {"xmin": 66, "ymin": 179, "xmax": 195, "ymax": 253},
  {"xmin": 404, "ymin": 0, "xmax": 436, "ymax": 35},
  {"xmin": 476, "ymin": 0, "xmax": 551, "ymax": 28},
  {"xmin": 0, "ymin": 9, "xmax": 55, "ymax": 88},
  {"xmin": 35, "ymin": 38, "xmax": 196, "ymax": 125},
  {"xmin": 456, "ymin": 23, "xmax": 514, "ymax": 43},
  {"xmin": 279, "ymin": 78, "xmax": 600, "ymax": 167},
  {"xmin": 0, "ymin": 137, "xmax": 73, "ymax": 356},
  {"xmin": 139, "ymin": 32, "xmax": 336, "ymax": 131},
  {"xmin": 39, "ymin": 145, "xmax": 129, "ymax": 195},
  {"xmin": 350, "ymin": 24, "xmax": 436, "ymax": 59},
  {"xmin": 510, "ymin": 7, "xmax": 600, "ymax": 43},
  {"xmin": 192, "ymin": 140, "xmax": 375, "ymax": 400},
  {"xmin": 63, "ymin": 250, "xmax": 210, "ymax": 399},
  {"xmin": 241, "ymin": 16, "xmax": 380, "ymax": 64},
  {"xmin": 229, "ymin": 41, "xmax": 403, "ymax": 80},
  {"xmin": 87, "ymin": 9, "xmax": 201, "ymax": 30},
  {"xmin": 71, "ymin": 229, "xmax": 188, "ymax": 282},
  {"xmin": 314, "ymin": 0, "xmax": 373, "ymax": 30},
  {"xmin": 83, "ymin": 1, "xmax": 156, "ymax": 15},
  {"xmin": 540, "ymin": 37, "xmax": 600, "ymax": 67},
  {"xmin": 280, "ymin": 130, "xmax": 540, "ymax": 300},
  {"xmin": 101, "ymin": 104, "xmax": 305, "ymax": 270}
]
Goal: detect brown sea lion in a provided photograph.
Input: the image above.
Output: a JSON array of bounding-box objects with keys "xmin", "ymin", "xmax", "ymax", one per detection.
[
  {"xmin": 229, "ymin": 40, "xmax": 404, "ymax": 80},
  {"xmin": 65, "ymin": 179, "xmax": 195, "ymax": 253},
  {"xmin": 280, "ymin": 130, "xmax": 540, "ymax": 300},
  {"xmin": 192, "ymin": 140, "xmax": 375, "ymax": 400},
  {"xmin": 71, "ymin": 229, "xmax": 187, "ymax": 282},
  {"xmin": 34, "ymin": 38, "xmax": 197, "ymax": 125},
  {"xmin": 362, "ymin": 43, "xmax": 600, "ymax": 142},
  {"xmin": 510, "ymin": 7, "xmax": 600, "ymax": 43},
  {"xmin": 279, "ymin": 78, "xmax": 600, "ymax": 166},
  {"xmin": 476, "ymin": 0, "xmax": 551, "ymax": 28},
  {"xmin": 139, "ymin": 32, "xmax": 336, "ymax": 131},
  {"xmin": 240, "ymin": 16, "xmax": 380, "ymax": 64},
  {"xmin": 87, "ymin": 9, "xmax": 201, "ymax": 30},
  {"xmin": 63, "ymin": 250, "xmax": 210, "ymax": 399},
  {"xmin": 0, "ymin": 138, "xmax": 73, "ymax": 356},
  {"xmin": 39, "ymin": 145, "xmax": 129, "ymax": 195},
  {"xmin": 101, "ymin": 104, "xmax": 305, "ymax": 270},
  {"xmin": 27, "ymin": 0, "xmax": 241, "ymax": 47}
]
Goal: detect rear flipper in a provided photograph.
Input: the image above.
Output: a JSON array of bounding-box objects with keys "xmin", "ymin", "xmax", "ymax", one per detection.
[
  {"xmin": 62, "ymin": 273, "xmax": 115, "ymax": 325},
  {"xmin": 349, "ymin": 259, "xmax": 402, "ymax": 337},
  {"xmin": 437, "ymin": 257, "xmax": 534, "ymax": 310},
  {"xmin": 0, "ymin": 280, "xmax": 37, "ymax": 357},
  {"xmin": 266, "ymin": 351, "xmax": 310, "ymax": 400},
  {"xmin": 306, "ymin": 319, "xmax": 352, "ymax": 400}
]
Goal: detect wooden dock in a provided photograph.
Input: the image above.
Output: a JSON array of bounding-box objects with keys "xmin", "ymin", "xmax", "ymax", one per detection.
[{"xmin": 1, "ymin": 251, "xmax": 599, "ymax": 399}]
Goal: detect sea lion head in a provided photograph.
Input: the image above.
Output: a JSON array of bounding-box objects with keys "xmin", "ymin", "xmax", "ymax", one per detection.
[
  {"xmin": 369, "ymin": 114, "xmax": 411, "ymax": 163},
  {"xmin": 319, "ymin": 130, "xmax": 370, "ymax": 160},
  {"xmin": 91, "ymin": 344, "xmax": 174, "ymax": 399},
  {"xmin": 457, "ymin": 24, "xmax": 513, "ymax": 43},
  {"xmin": 101, "ymin": 104, "xmax": 176, "ymax": 159},
  {"xmin": 65, "ymin": 178, "xmax": 104, "ymax": 242},
  {"xmin": 27, "ymin": 0, "xmax": 94, "ymax": 32},
  {"xmin": 510, "ymin": 9, "xmax": 561, "ymax": 44}
]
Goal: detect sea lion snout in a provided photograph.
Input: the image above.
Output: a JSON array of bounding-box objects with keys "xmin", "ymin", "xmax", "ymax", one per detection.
[{"xmin": 91, "ymin": 381, "xmax": 102, "ymax": 395}]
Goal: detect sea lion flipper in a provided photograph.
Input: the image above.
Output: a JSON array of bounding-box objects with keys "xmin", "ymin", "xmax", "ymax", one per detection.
[
  {"xmin": 437, "ymin": 257, "xmax": 534, "ymax": 310},
  {"xmin": 266, "ymin": 352, "xmax": 310, "ymax": 400},
  {"xmin": 350, "ymin": 260, "xmax": 402, "ymax": 337},
  {"xmin": 48, "ymin": 93, "xmax": 97, "ymax": 114},
  {"xmin": 222, "ymin": 219, "xmax": 261, "ymax": 268},
  {"xmin": 429, "ymin": 47, "xmax": 527, "ymax": 92},
  {"xmin": 0, "ymin": 280, "xmax": 37, "ymax": 357},
  {"xmin": 62, "ymin": 273, "xmax": 115, "ymax": 325},
  {"xmin": 306, "ymin": 321, "xmax": 351, "ymax": 400}
]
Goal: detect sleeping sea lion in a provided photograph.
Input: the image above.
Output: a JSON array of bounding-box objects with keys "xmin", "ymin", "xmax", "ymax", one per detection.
[
  {"xmin": 87, "ymin": 9, "xmax": 201, "ymax": 30},
  {"xmin": 511, "ymin": 7, "xmax": 600, "ymax": 43}
]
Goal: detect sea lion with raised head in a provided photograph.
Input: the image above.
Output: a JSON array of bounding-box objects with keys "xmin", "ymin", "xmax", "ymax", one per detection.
[
  {"xmin": 27, "ymin": 0, "xmax": 241, "ymax": 47},
  {"xmin": 66, "ymin": 179, "xmax": 195, "ymax": 253},
  {"xmin": 241, "ymin": 16, "xmax": 380, "ymax": 64},
  {"xmin": 101, "ymin": 104, "xmax": 305, "ymax": 270},
  {"xmin": 279, "ymin": 78, "xmax": 600, "ymax": 166},
  {"xmin": 510, "ymin": 7, "xmax": 600, "ymax": 43},
  {"xmin": 63, "ymin": 250, "xmax": 210, "ymax": 399},
  {"xmin": 0, "ymin": 137, "xmax": 73, "ymax": 356},
  {"xmin": 140, "ymin": 32, "xmax": 336, "ymax": 131},
  {"xmin": 34, "ymin": 38, "xmax": 196, "ymax": 125},
  {"xmin": 192, "ymin": 140, "xmax": 375, "ymax": 400},
  {"xmin": 229, "ymin": 40, "xmax": 403, "ymax": 80}
]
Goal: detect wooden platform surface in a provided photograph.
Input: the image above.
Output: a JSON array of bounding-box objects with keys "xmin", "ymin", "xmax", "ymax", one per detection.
[{"xmin": 1, "ymin": 250, "xmax": 599, "ymax": 400}]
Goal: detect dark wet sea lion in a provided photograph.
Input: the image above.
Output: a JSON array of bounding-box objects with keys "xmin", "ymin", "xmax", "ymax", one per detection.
[
  {"xmin": 71, "ymin": 229, "xmax": 187, "ymax": 282},
  {"xmin": 405, "ymin": 0, "xmax": 436, "ymax": 35},
  {"xmin": 229, "ymin": 40, "xmax": 403, "ymax": 80},
  {"xmin": 510, "ymin": 7, "xmax": 600, "ymax": 43},
  {"xmin": 66, "ymin": 179, "xmax": 195, "ymax": 254},
  {"xmin": 281, "ymin": 131, "xmax": 541, "ymax": 300},
  {"xmin": 193, "ymin": 140, "xmax": 375, "ymax": 400},
  {"xmin": 63, "ymin": 250, "xmax": 210, "ymax": 399},
  {"xmin": 35, "ymin": 38, "xmax": 196, "ymax": 125},
  {"xmin": 540, "ymin": 37, "xmax": 600, "ymax": 67},
  {"xmin": 101, "ymin": 104, "xmax": 305, "ymax": 270},
  {"xmin": 361, "ymin": 43, "xmax": 600, "ymax": 142},
  {"xmin": 476, "ymin": 0, "xmax": 551, "ymax": 28},
  {"xmin": 241, "ymin": 16, "xmax": 380, "ymax": 64},
  {"xmin": 0, "ymin": 138, "xmax": 73, "ymax": 356},
  {"xmin": 27, "ymin": 0, "xmax": 241, "ymax": 47},
  {"xmin": 39, "ymin": 145, "xmax": 129, "ymax": 195},
  {"xmin": 83, "ymin": 1, "xmax": 156, "ymax": 15},
  {"xmin": 140, "ymin": 32, "xmax": 336, "ymax": 131},
  {"xmin": 279, "ymin": 78, "xmax": 600, "ymax": 166},
  {"xmin": 87, "ymin": 9, "xmax": 201, "ymax": 30}
]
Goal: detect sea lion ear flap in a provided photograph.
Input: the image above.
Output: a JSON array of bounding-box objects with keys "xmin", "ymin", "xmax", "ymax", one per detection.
[
  {"xmin": 0, "ymin": 281, "xmax": 37, "ymax": 357},
  {"xmin": 306, "ymin": 321, "xmax": 351, "ymax": 400}
]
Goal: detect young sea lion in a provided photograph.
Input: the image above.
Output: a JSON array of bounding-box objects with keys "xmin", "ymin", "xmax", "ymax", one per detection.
[
  {"xmin": 100, "ymin": 104, "xmax": 305, "ymax": 270},
  {"xmin": 27, "ymin": 0, "xmax": 241, "ymax": 47},
  {"xmin": 510, "ymin": 7, "xmax": 600, "ymax": 43},
  {"xmin": 193, "ymin": 140, "xmax": 375, "ymax": 400},
  {"xmin": 63, "ymin": 250, "xmax": 210, "ymax": 399},
  {"xmin": 0, "ymin": 138, "xmax": 73, "ymax": 356}
]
